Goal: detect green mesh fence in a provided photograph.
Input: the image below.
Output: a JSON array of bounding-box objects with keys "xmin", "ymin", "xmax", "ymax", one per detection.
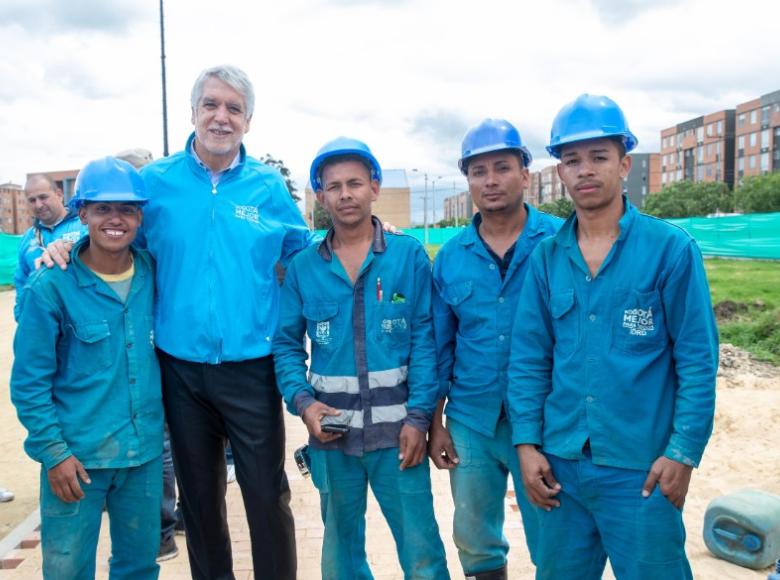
[
  {"xmin": 0, "ymin": 233, "xmax": 21, "ymax": 286},
  {"xmin": 2, "ymin": 212, "xmax": 778, "ymax": 287}
]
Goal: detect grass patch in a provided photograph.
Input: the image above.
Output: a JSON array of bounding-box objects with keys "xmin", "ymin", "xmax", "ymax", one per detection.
[
  {"xmin": 706, "ymin": 258, "xmax": 780, "ymax": 364},
  {"xmin": 0, "ymin": 284, "xmax": 13, "ymax": 292}
]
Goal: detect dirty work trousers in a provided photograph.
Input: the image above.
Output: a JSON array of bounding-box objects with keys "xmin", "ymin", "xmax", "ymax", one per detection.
[
  {"xmin": 309, "ymin": 446, "xmax": 450, "ymax": 579},
  {"xmin": 39, "ymin": 456, "xmax": 162, "ymax": 580}
]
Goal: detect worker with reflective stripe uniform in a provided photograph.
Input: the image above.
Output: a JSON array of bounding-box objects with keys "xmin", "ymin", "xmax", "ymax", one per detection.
[{"xmin": 274, "ymin": 137, "xmax": 449, "ymax": 579}]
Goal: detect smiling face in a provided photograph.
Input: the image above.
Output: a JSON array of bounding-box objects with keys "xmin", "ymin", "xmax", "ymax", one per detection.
[
  {"xmin": 191, "ymin": 76, "xmax": 251, "ymax": 170},
  {"xmin": 316, "ymin": 159, "xmax": 379, "ymax": 229},
  {"xmin": 556, "ymin": 138, "xmax": 631, "ymax": 213},
  {"xmin": 466, "ymin": 151, "xmax": 528, "ymax": 215},
  {"xmin": 78, "ymin": 202, "xmax": 143, "ymax": 255}
]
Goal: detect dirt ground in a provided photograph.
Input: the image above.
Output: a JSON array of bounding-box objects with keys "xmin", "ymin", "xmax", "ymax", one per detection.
[{"xmin": 1, "ymin": 288, "xmax": 779, "ymax": 578}]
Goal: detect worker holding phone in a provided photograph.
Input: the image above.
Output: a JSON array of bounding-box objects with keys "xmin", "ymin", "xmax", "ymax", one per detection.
[{"xmin": 273, "ymin": 137, "xmax": 449, "ymax": 579}]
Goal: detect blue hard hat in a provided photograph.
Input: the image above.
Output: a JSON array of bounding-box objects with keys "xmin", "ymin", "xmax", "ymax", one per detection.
[
  {"xmin": 459, "ymin": 118, "xmax": 533, "ymax": 175},
  {"xmin": 309, "ymin": 137, "xmax": 382, "ymax": 192},
  {"xmin": 71, "ymin": 157, "xmax": 148, "ymax": 209},
  {"xmin": 546, "ymin": 94, "xmax": 638, "ymax": 158}
]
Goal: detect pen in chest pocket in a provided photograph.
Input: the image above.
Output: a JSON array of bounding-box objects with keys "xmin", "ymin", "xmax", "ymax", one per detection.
[{"xmin": 376, "ymin": 277, "xmax": 383, "ymax": 302}]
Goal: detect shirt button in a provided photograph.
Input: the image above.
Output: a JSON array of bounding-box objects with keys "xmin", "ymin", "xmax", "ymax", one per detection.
[
  {"xmin": 498, "ymin": 297, "xmax": 505, "ymax": 304},
  {"xmin": 489, "ymin": 264, "xmax": 496, "ymax": 270},
  {"xmin": 586, "ymin": 395, "xmax": 595, "ymax": 403},
  {"xmin": 499, "ymin": 335, "xmax": 505, "ymax": 341},
  {"xmin": 585, "ymin": 275, "xmax": 592, "ymax": 282},
  {"xmin": 126, "ymin": 343, "xmax": 134, "ymax": 349},
  {"xmin": 588, "ymin": 314, "xmax": 596, "ymax": 322}
]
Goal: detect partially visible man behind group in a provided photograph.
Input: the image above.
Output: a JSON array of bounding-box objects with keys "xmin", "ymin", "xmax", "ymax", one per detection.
[{"xmin": 8, "ymin": 62, "xmax": 718, "ymax": 580}]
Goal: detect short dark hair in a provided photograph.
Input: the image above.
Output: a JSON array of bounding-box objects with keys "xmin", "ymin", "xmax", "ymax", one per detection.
[{"xmin": 318, "ymin": 154, "xmax": 374, "ymax": 186}]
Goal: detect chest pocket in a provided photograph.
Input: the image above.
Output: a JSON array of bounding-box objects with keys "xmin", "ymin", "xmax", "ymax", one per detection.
[
  {"xmin": 66, "ymin": 321, "xmax": 112, "ymax": 376},
  {"xmin": 611, "ymin": 288, "xmax": 668, "ymax": 354},
  {"xmin": 442, "ymin": 281, "xmax": 481, "ymax": 339},
  {"xmin": 550, "ymin": 289, "xmax": 579, "ymax": 357},
  {"xmin": 303, "ymin": 302, "xmax": 342, "ymax": 352},
  {"xmin": 376, "ymin": 302, "xmax": 412, "ymax": 349}
]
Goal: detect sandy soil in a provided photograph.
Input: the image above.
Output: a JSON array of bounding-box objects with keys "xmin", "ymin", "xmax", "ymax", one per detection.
[{"xmin": 1, "ymin": 287, "xmax": 778, "ymax": 577}]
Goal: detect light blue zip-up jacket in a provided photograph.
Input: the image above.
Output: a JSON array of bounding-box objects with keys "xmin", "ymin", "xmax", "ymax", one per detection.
[
  {"xmin": 13, "ymin": 211, "xmax": 86, "ymax": 321},
  {"xmin": 508, "ymin": 198, "xmax": 719, "ymax": 471},
  {"xmin": 432, "ymin": 204, "xmax": 562, "ymax": 438},
  {"xmin": 139, "ymin": 133, "xmax": 315, "ymax": 364},
  {"xmin": 11, "ymin": 236, "xmax": 163, "ymax": 470},
  {"xmin": 274, "ymin": 218, "xmax": 439, "ymax": 456}
]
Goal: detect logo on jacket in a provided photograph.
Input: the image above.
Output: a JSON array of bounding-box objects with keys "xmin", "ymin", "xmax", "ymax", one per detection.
[
  {"xmin": 234, "ymin": 205, "xmax": 260, "ymax": 224},
  {"xmin": 62, "ymin": 231, "xmax": 82, "ymax": 243},
  {"xmin": 315, "ymin": 321, "xmax": 331, "ymax": 345},
  {"xmin": 622, "ymin": 307, "xmax": 654, "ymax": 336},
  {"xmin": 381, "ymin": 318, "xmax": 408, "ymax": 334}
]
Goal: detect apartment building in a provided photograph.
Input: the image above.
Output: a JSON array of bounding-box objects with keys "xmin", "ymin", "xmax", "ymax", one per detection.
[
  {"xmin": 539, "ymin": 165, "xmax": 568, "ymax": 205},
  {"xmin": 0, "ymin": 182, "xmax": 31, "ymax": 235},
  {"xmin": 624, "ymin": 153, "xmax": 661, "ymax": 208},
  {"xmin": 735, "ymin": 89, "xmax": 780, "ymax": 181}
]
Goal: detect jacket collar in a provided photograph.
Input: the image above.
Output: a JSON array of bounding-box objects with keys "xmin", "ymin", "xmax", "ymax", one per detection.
[
  {"xmin": 318, "ymin": 216, "xmax": 386, "ymax": 262},
  {"xmin": 555, "ymin": 195, "xmax": 636, "ymax": 248}
]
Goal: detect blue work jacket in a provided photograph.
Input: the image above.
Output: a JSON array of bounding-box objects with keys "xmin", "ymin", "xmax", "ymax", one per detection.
[
  {"xmin": 14, "ymin": 211, "xmax": 86, "ymax": 321},
  {"xmin": 508, "ymin": 198, "xmax": 719, "ymax": 470},
  {"xmin": 432, "ymin": 205, "xmax": 562, "ymax": 437},
  {"xmin": 11, "ymin": 236, "xmax": 163, "ymax": 470},
  {"xmin": 139, "ymin": 133, "xmax": 315, "ymax": 364},
  {"xmin": 274, "ymin": 218, "xmax": 438, "ymax": 456}
]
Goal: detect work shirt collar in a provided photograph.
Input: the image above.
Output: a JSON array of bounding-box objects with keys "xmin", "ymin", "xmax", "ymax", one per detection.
[
  {"xmin": 318, "ymin": 216, "xmax": 386, "ymax": 262},
  {"xmin": 34, "ymin": 208, "xmax": 78, "ymax": 232},
  {"xmin": 70, "ymin": 236, "xmax": 145, "ymax": 302},
  {"xmin": 555, "ymin": 195, "xmax": 637, "ymax": 249}
]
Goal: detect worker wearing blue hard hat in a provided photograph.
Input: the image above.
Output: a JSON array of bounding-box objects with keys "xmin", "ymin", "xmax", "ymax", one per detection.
[
  {"xmin": 508, "ymin": 94, "xmax": 718, "ymax": 579},
  {"xmin": 11, "ymin": 156, "xmax": 163, "ymax": 579},
  {"xmin": 430, "ymin": 119, "xmax": 562, "ymax": 579},
  {"xmin": 275, "ymin": 137, "xmax": 449, "ymax": 579}
]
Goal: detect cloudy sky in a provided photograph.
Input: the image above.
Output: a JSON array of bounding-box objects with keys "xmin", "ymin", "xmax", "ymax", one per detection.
[{"xmin": 1, "ymin": 0, "xmax": 778, "ymax": 221}]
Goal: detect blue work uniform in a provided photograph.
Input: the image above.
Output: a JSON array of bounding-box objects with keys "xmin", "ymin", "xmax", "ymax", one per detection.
[
  {"xmin": 432, "ymin": 205, "xmax": 561, "ymax": 575},
  {"xmin": 11, "ymin": 236, "xmax": 163, "ymax": 580},
  {"xmin": 274, "ymin": 217, "xmax": 449, "ymax": 579},
  {"xmin": 508, "ymin": 197, "xmax": 719, "ymax": 580},
  {"xmin": 13, "ymin": 211, "xmax": 86, "ymax": 321}
]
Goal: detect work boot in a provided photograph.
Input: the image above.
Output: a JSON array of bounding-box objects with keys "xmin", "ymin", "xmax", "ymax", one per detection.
[{"xmin": 465, "ymin": 566, "xmax": 507, "ymax": 580}]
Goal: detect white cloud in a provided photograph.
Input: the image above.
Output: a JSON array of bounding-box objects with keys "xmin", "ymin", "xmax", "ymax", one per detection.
[{"xmin": 1, "ymin": 0, "xmax": 778, "ymax": 223}]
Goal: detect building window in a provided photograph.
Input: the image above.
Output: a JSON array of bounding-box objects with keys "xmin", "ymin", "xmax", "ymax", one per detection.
[
  {"xmin": 738, "ymin": 158, "xmax": 745, "ymax": 171},
  {"xmin": 662, "ymin": 172, "xmax": 667, "ymax": 184},
  {"xmin": 750, "ymin": 132, "xmax": 757, "ymax": 148},
  {"xmin": 761, "ymin": 153, "xmax": 769, "ymax": 172},
  {"xmin": 676, "ymin": 169, "xmax": 682, "ymax": 180},
  {"xmin": 750, "ymin": 110, "xmax": 757, "ymax": 124},
  {"xmin": 762, "ymin": 129, "xmax": 770, "ymax": 149},
  {"xmin": 700, "ymin": 126, "xmax": 706, "ymax": 140},
  {"xmin": 749, "ymin": 155, "xmax": 757, "ymax": 169},
  {"xmin": 738, "ymin": 113, "xmax": 746, "ymax": 127},
  {"xmin": 717, "ymin": 120, "xmax": 723, "ymax": 135},
  {"xmin": 762, "ymin": 106, "xmax": 771, "ymax": 125},
  {"xmin": 697, "ymin": 166, "xmax": 704, "ymax": 180},
  {"xmin": 697, "ymin": 146, "xmax": 703, "ymax": 163}
]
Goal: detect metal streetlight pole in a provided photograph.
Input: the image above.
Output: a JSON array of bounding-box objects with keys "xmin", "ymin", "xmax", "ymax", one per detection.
[
  {"xmin": 159, "ymin": 0, "xmax": 169, "ymax": 157},
  {"xmin": 411, "ymin": 169, "xmax": 429, "ymax": 245}
]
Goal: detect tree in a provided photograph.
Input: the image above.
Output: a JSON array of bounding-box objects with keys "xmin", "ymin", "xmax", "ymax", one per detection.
[
  {"xmin": 537, "ymin": 197, "xmax": 574, "ymax": 218},
  {"xmin": 735, "ymin": 172, "xmax": 780, "ymax": 213},
  {"xmin": 643, "ymin": 181, "xmax": 734, "ymax": 218},
  {"xmin": 259, "ymin": 154, "xmax": 300, "ymax": 202},
  {"xmin": 312, "ymin": 199, "xmax": 332, "ymax": 230}
]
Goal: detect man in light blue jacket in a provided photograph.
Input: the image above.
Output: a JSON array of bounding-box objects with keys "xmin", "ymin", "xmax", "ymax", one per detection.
[
  {"xmin": 274, "ymin": 137, "xmax": 449, "ymax": 579},
  {"xmin": 44, "ymin": 65, "xmax": 312, "ymax": 580},
  {"xmin": 430, "ymin": 119, "xmax": 561, "ymax": 579},
  {"xmin": 13, "ymin": 174, "xmax": 85, "ymax": 320},
  {"xmin": 509, "ymin": 94, "xmax": 719, "ymax": 580}
]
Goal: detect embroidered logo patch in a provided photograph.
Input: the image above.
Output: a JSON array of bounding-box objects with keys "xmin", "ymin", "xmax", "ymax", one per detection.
[
  {"xmin": 62, "ymin": 231, "xmax": 82, "ymax": 243},
  {"xmin": 622, "ymin": 307, "xmax": 655, "ymax": 336},
  {"xmin": 381, "ymin": 318, "xmax": 408, "ymax": 334},
  {"xmin": 315, "ymin": 321, "xmax": 331, "ymax": 345},
  {"xmin": 234, "ymin": 205, "xmax": 259, "ymax": 224}
]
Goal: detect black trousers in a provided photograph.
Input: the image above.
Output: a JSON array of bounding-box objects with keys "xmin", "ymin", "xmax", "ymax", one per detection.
[{"xmin": 159, "ymin": 350, "xmax": 296, "ymax": 580}]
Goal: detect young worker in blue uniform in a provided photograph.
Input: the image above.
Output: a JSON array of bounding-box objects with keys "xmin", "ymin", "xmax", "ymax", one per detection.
[
  {"xmin": 274, "ymin": 137, "xmax": 449, "ymax": 579},
  {"xmin": 508, "ymin": 94, "xmax": 719, "ymax": 579},
  {"xmin": 11, "ymin": 157, "xmax": 163, "ymax": 580},
  {"xmin": 13, "ymin": 174, "xmax": 86, "ymax": 320},
  {"xmin": 430, "ymin": 119, "xmax": 562, "ymax": 580}
]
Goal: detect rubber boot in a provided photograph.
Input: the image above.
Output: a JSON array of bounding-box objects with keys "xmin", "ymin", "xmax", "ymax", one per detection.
[{"xmin": 465, "ymin": 566, "xmax": 507, "ymax": 580}]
